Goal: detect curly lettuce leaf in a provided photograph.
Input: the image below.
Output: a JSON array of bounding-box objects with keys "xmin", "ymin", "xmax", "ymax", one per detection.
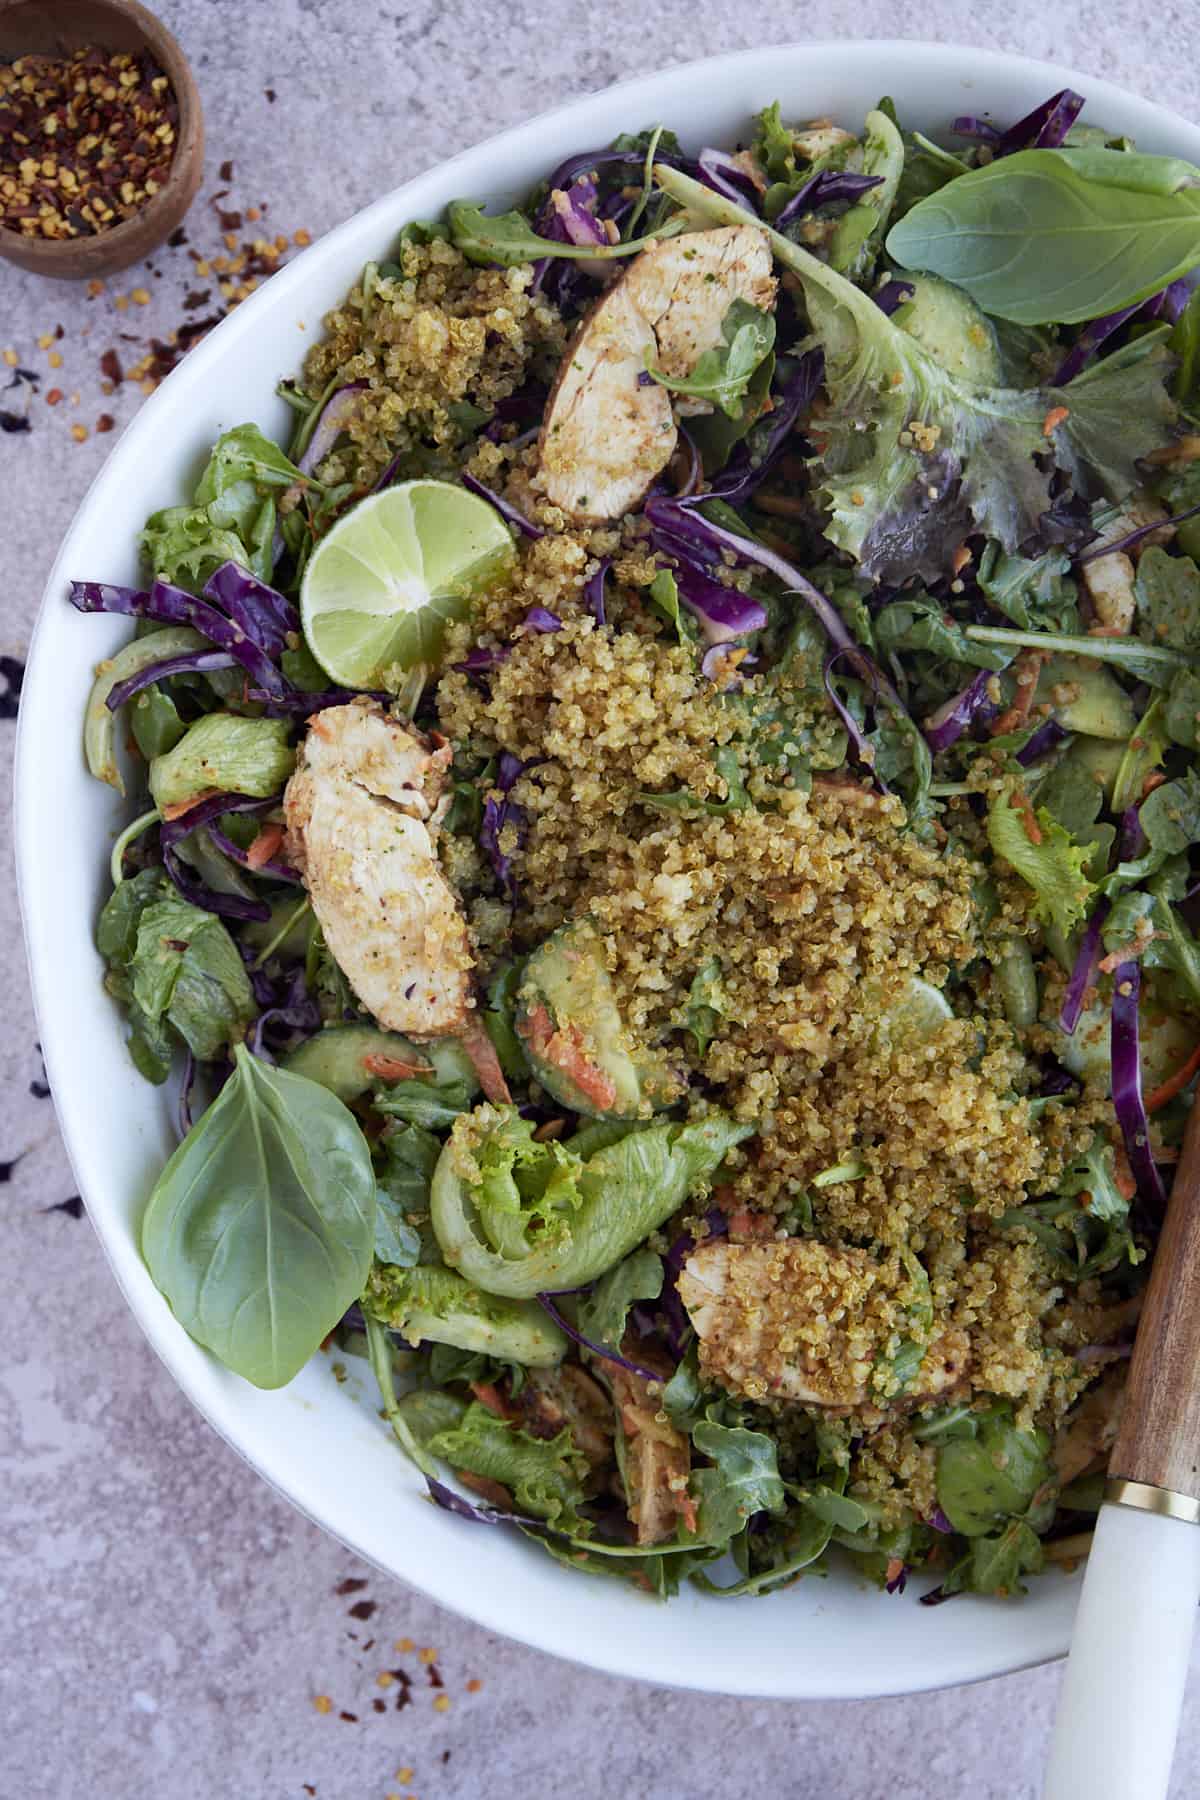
[
  {"xmin": 426, "ymin": 1401, "xmax": 591, "ymax": 1529},
  {"xmin": 654, "ymin": 167, "xmax": 1176, "ymax": 585},
  {"xmin": 142, "ymin": 423, "xmax": 303, "ymax": 591},
  {"xmin": 987, "ymin": 781, "xmax": 1096, "ymax": 937}
]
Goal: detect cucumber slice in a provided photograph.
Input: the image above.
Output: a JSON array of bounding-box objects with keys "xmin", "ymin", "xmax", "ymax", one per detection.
[
  {"xmin": 894, "ymin": 273, "xmax": 1001, "ymax": 385},
  {"xmin": 1034, "ymin": 655, "xmax": 1137, "ymax": 741},
  {"xmin": 284, "ymin": 1024, "xmax": 476, "ymax": 1104}
]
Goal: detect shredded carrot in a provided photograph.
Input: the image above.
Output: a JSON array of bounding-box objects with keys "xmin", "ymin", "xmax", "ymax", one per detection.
[
  {"xmin": 160, "ymin": 788, "xmax": 220, "ymax": 820},
  {"xmin": 1042, "ymin": 405, "xmax": 1070, "ymax": 437},
  {"xmin": 361, "ymin": 1053, "xmax": 434, "ymax": 1081},
  {"xmin": 1141, "ymin": 770, "xmax": 1167, "ymax": 797},
  {"xmin": 989, "ymin": 651, "xmax": 1044, "ymax": 737},
  {"xmin": 459, "ymin": 1018, "xmax": 512, "ymax": 1105},
  {"xmin": 1146, "ymin": 1043, "xmax": 1200, "ymax": 1112},
  {"xmin": 470, "ymin": 1381, "xmax": 510, "ymax": 1418},
  {"xmin": 244, "ymin": 822, "xmax": 285, "ymax": 869},
  {"xmin": 951, "ymin": 543, "xmax": 973, "ymax": 576},
  {"xmin": 1010, "ymin": 790, "xmax": 1042, "ymax": 846},
  {"xmin": 1113, "ymin": 1143, "xmax": 1138, "ymax": 1201}
]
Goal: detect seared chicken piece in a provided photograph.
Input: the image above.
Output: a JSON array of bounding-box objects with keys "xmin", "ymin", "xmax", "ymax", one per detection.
[
  {"xmin": 517, "ymin": 1364, "xmax": 614, "ymax": 1474},
  {"xmin": 608, "ymin": 1340, "xmax": 695, "ymax": 1546},
  {"xmin": 679, "ymin": 1238, "xmax": 884, "ymax": 1407},
  {"xmin": 623, "ymin": 225, "xmax": 776, "ymax": 391},
  {"xmin": 284, "ymin": 699, "xmax": 473, "ymax": 1036},
  {"xmin": 1080, "ymin": 493, "xmax": 1173, "ymax": 633},
  {"xmin": 537, "ymin": 225, "xmax": 777, "ymax": 522},
  {"xmin": 1053, "ymin": 1369, "xmax": 1127, "ymax": 1487}
]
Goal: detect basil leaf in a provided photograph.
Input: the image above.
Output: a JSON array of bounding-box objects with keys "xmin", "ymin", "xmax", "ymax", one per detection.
[
  {"xmin": 141, "ymin": 1044, "xmax": 376, "ymax": 1388},
  {"xmin": 886, "ymin": 148, "xmax": 1200, "ymax": 325}
]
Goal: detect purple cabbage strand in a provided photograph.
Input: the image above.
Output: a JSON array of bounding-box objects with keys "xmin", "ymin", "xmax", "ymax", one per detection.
[{"xmin": 1110, "ymin": 959, "xmax": 1169, "ymax": 1212}]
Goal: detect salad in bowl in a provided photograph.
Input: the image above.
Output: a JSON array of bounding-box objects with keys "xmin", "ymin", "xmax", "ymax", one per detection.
[{"xmin": 60, "ymin": 69, "xmax": 1200, "ymax": 1620}]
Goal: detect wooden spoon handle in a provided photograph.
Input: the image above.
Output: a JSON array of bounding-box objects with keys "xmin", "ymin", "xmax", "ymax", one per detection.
[{"xmin": 1110, "ymin": 1096, "xmax": 1200, "ymax": 1501}]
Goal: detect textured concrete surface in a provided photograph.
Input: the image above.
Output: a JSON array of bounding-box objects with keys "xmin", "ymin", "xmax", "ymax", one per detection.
[{"xmin": 6, "ymin": 3, "xmax": 1200, "ymax": 1796}]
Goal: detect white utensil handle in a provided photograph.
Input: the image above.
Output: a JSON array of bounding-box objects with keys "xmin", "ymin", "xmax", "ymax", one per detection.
[{"xmin": 1044, "ymin": 1500, "xmax": 1200, "ymax": 1800}]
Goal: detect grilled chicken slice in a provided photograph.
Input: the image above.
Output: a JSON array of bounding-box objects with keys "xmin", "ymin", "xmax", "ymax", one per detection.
[
  {"xmin": 1053, "ymin": 1368, "xmax": 1127, "ymax": 1487},
  {"xmin": 537, "ymin": 225, "xmax": 777, "ymax": 522},
  {"xmin": 1080, "ymin": 493, "xmax": 1173, "ymax": 633},
  {"xmin": 679, "ymin": 1238, "xmax": 969, "ymax": 1413},
  {"xmin": 608, "ymin": 1340, "xmax": 695, "ymax": 1545},
  {"xmin": 284, "ymin": 699, "xmax": 473, "ymax": 1036}
]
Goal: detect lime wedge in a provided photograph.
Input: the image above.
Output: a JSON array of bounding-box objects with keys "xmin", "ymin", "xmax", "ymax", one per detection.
[
  {"xmin": 300, "ymin": 480, "xmax": 516, "ymax": 690},
  {"xmin": 863, "ymin": 975, "xmax": 954, "ymax": 1045}
]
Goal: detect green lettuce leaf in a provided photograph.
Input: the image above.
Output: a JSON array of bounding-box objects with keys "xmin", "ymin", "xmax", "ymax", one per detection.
[
  {"xmin": 427, "ymin": 1401, "xmax": 591, "ymax": 1528},
  {"xmin": 142, "ymin": 423, "xmax": 303, "ymax": 590},
  {"xmin": 645, "ymin": 299, "xmax": 775, "ymax": 418},
  {"xmin": 987, "ymin": 781, "xmax": 1096, "ymax": 937},
  {"xmin": 690, "ymin": 1420, "xmax": 786, "ymax": 1544},
  {"xmin": 936, "ymin": 1408, "xmax": 1053, "ymax": 1537},
  {"xmin": 576, "ymin": 1247, "xmax": 664, "ymax": 1355}
]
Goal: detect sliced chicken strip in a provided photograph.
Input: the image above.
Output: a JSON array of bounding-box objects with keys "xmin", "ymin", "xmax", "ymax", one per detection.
[
  {"xmin": 623, "ymin": 224, "xmax": 776, "ymax": 384},
  {"xmin": 1081, "ymin": 493, "xmax": 1173, "ymax": 633},
  {"xmin": 537, "ymin": 226, "xmax": 777, "ymax": 522},
  {"xmin": 284, "ymin": 698, "xmax": 473, "ymax": 1036},
  {"xmin": 538, "ymin": 279, "xmax": 675, "ymax": 522},
  {"xmin": 678, "ymin": 1238, "xmax": 885, "ymax": 1407},
  {"xmin": 608, "ymin": 1339, "xmax": 695, "ymax": 1545}
]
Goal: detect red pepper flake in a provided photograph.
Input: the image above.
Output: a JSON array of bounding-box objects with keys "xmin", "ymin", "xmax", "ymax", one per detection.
[
  {"xmin": 426, "ymin": 1664, "xmax": 444, "ymax": 1689},
  {"xmin": 95, "ymin": 413, "xmax": 114, "ymax": 433},
  {"xmin": 338, "ymin": 1711, "xmax": 358, "ymax": 1723},
  {"xmin": 347, "ymin": 1599, "xmax": 377, "ymax": 1621},
  {"xmin": 99, "ymin": 349, "xmax": 123, "ymax": 385},
  {"xmin": 264, "ymin": 87, "xmax": 277, "ymax": 102},
  {"xmin": 334, "ymin": 1576, "xmax": 368, "ymax": 1595},
  {"xmin": 219, "ymin": 158, "xmax": 234, "ymax": 181}
]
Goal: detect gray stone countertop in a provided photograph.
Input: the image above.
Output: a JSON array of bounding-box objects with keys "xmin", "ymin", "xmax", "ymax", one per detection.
[{"xmin": 4, "ymin": 3, "xmax": 1200, "ymax": 1794}]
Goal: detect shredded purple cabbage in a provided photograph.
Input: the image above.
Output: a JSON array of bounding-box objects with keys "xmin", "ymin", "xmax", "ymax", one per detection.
[
  {"xmin": 1110, "ymin": 959, "xmax": 1169, "ymax": 1211},
  {"xmin": 697, "ymin": 147, "xmax": 760, "ymax": 212},
  {"xmin": 425, "ymin": 1475, "xmax": 544, "ymax": 1528},
  {"xmin": 955, "ymin": 87, "xmax": 1084, "ymax": 153},
  {"xmin": 928, "ymin": 1505, "xmax": 954, "ymax": 1535},
  {"xmin": 709, "ymin": 348, "xmax": 824, "ymax": 509},
  {"xmin": 674, "ymin": 424, "xmax": 702, "ymax": 498},
  {"xmin": 158, "ymin": 792, "xmax": 280, "ymax": 922},
  {"xmin": 775, "ymin": 169, "xmax": 883, "ymax": 230},
  {"xmin": 203, "ymin": 561, "xmax": 300, "ymax": 660},
  {"xmin": 1059, "ymin": 900, "xmax": 1110, "ymax": 1035},
  {"xmin": 479, "ymin": 751, "xmax": 528, "ymax": 901},
  {"xmin": 69, "ymin": 578, "xmax": 289, "ymax": 697},
  {"xmin": 1015, "ymin": 718, "xmax": 1069, "ymax": 767},
  {"xmin": 246, "ymin": 684, "xmax": 372, "ymax": 715},
  {"xmin": 295, "ymin": 381, "xmax": 367, "ymax": 477},
  {"xmin": 247, "ymin": 964, "xmax": 322, "ymax": 1062},
  {"xmin": 453, "ymin": 643, "xmax": 512, "ymax": 675},
  {"xmin": 1079, "ymin": 500, "xmax": 1200, "ymax": 565},
  {"xmin": 206, "ymin": 821, "xmax": 301, "ymax": 885},
  {"xmin": 669, "ymin": 558, "xmax": 769, "ymax": 645},
  {"xmin": 536, "ymin": 1294, "xmax": 661, "ymax": 1382},
  {"xmin": 1118, "ymin": 804, "xmax": 1146, "ymax": 863},
  {"xmin": 885, "ymin": 1563, "xmax": 909, "ymax": 1596},
  {"xmin": 1051, "ymin": 304, "xmax": 1144, "ymax": 386},
  {"xmin": 873, "ymin": 279, "xmax": 916, "ymax": 317},
  {"xmin": 922, "ymin": 671, "xmax": 996, "ymax": 753},
  {"xmin": 460, "ymin": 470, "xmax": 544, "ymax": 540},
  {"xmin": 1037, "ymin": 1057, "xmax": 1079, "ymax": 1097},
  {"xmin": 520, "ymin": 607, "xmax": 562, "ymax": 634},
  {"xmin": 824, "ymin": 650, "xmax": 882, "ymax": 781},
  {"xmin": 584, "ymin": 555, "xmax": 612, "ymax": 626},
  {"xmin": 106, "ymin": 647, "xmax": 237, "ymax": 712}
]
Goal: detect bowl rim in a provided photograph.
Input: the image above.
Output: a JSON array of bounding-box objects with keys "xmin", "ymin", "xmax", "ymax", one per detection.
[
  {"xmin": 17, "ymin": 36, "xmax": 1200, "ymax": 1700},
  {"xmin": 0, "ymin": 0, "xmax": 204, "ymax": 277}
]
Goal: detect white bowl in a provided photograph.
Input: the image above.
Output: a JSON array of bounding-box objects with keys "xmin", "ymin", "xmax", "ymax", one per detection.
[{"xmin": 18, "ymin": 39, "xmax": 1200, "ymax": 1700}]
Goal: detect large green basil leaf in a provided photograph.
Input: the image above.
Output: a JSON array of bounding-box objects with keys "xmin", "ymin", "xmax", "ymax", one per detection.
[
  {"xmin": 131, "ymin": 895, "xmax": 256, "ymax": 1061},
  {"xmin": 886, "ymin": 148, "xmax": 1200, "ymax": 324},
  {"xmin": 141, "ymin": 1044, "xmax": 376, "ymax": 1387}
]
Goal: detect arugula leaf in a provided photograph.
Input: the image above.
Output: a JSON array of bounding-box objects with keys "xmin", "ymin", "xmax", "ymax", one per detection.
[
  {"xmin": 1112, "ymin": 697, "xmax": 1168, "ymax": 811},
  {"xmin": 1165, "ymin": 668, "xmax": 1200, "ymax": 748},
  {"xmin": 639, "ymin": 745, "xmax": 750, "ymax": 815},
  {"xmin": 655, "ymin": 168, "xmax": 1175, "ymax": 586},
  {"xmin": 374, "ymin": 1123, "xmax": 439, "ymax": 1265},
  {"xmin": 940, "ymin": 1518, "xmax": 1046, "ymax": 1598},
  {"xmin": 446, "ymin": 199, "xmax": 685, "ymax": 267},
  {"xmin": 682, "ymin": 957, "xmax": 728, "ymax": 1057},
  {"xmin": 141, "ymin": 1045, "xmax": 376, "ymax": 1387},
  {"xmin": 1105, "ymin": 767, "xmax": 1200, "ymax": 891},
  {"xmin": 999, "ymin": 1133, "xmax": 1137, "ymax": 1279},
  {"xmin": 987, "ymin": 781, "xmax": 1096, "ymax": 937},
  {"xmin": 936, "ymin": 1408, "xmax": 1053, "ymax": 1536},
  {"xmin": 887, "ymin": 148, "xmax": 1200, "ymax": 324},
  {"xmin": 662, "ymin": 1343, "xmax": 707, "ymax": 1432},
  {"xmin": 1144, "ymin": 859, "xmax": 1200, "ymax": 1007},
  {"xmin": 964, "ymin": 621, "xmax": 1191, "ymax": 688},
  {"xmin": 691, "ymin": 1420, "xmax": 786, "ymax": 1544},
  {"xmin": 645, "ymin": 300, "xmax": 775, "ymax": 419},
  {"xmin": 427, "ymin": 1401, "xmax": 590, "ymax": 1529},
  {"xmin": 975, "ymin": 542, "xmax": 1080, "ymax": 634},
  {"xmin": 576, "ymin": 1247, "xmax": 664, "ymax": 1356},
  {"xmin": 874, "ymin": 594, "xmax": 1012, "ymax": 670}
]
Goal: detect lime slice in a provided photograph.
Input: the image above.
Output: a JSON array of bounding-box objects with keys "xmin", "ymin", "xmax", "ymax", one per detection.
[
  {"xmin": 300, "ymin": 480, "xmax": 516, "ymax": 690},
  {"xmin": 863, "ymin": 975, "xmax": 954, "ymax": 1045}
]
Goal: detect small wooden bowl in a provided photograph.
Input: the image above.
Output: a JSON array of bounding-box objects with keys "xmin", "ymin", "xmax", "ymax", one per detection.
[{"xmin": 0, "ymin": 0, "xmax": 204, "ymax": 280}]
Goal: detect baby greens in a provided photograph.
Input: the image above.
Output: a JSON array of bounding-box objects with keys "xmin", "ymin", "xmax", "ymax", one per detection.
[
  {"xmin": 886, "ymin": 148, "xmax": 1200, "ymax": 325},
  {"xmin": 141, "ymin": 1045, "xmax": 376, "ymax": 1388},
  {"xmin": 644, "ymin": 300, "xmax": 775, "ymax": 418}
]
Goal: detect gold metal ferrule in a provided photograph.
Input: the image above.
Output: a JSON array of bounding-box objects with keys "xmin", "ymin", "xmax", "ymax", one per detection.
[{"xmin": 1105, "ymin": 1478, "xmax": 1200, "ymax": 1526}]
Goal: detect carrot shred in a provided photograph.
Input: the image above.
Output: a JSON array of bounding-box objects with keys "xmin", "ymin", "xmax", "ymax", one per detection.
[
  {"xmin": 1146, "ymin": 1043, "xmax": 1200, "ymax": 1112},
  {"xmin": 160, "ymin": 787, "xmax": 220, "ymax": 820},
  {"xmin": 1042, "ymin": 405, "xmax": 1070, "ymax": 437},
  {"xmin": 361, "ymin": 1053, "xmax": 434, "ymax": 1081},
  {"xmin": 1010, "ymin": 790, "xmax": 1042, "ymax": 846},
  {"xmin": 244, "ymin": 822, "xmax": 285, "ymax": 869},
  {"xmin": 1141, "ymin": 771, "xmax": 1168, "ymax": 798}
]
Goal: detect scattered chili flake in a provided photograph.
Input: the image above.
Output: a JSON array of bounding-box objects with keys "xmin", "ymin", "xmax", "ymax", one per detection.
[
  {"xmin": 87, "ymin": 278, "xmax": 104, "ymax": 298},
  {"xmin": 376, "ymin": 1672, "xmax": 394, "ymax": 1689},
  {"xmin": 294, "ymin": 227, "xmax": 311, "ymax": 246},
  {"xmin": 96, "ymin": 413, "xmax": 114, "ymax": 433},
  {"xmin": 432, "ymin": 1695, "xmax": 450, "ymax": 1714},
  {"xmin": 348, "ymin": 1599, "xmax": 377, "ymax": 1621},
  {"xmin": 1, "ymin": 349, "xmax": 17, "ymax": 366},
  {"xmin": 338, "ymin": 1711, "xmax": 358, "ymax": 1724},
  {"xmin": 426, "ymin": 1664, "xmax": 444, "ymax": 1689},
  {"xmin": 396, "ymin": 1772, "xmax": 414, "ymax": 1786},
  {"xmin": 0, "ymin": 1155, "xmax": 23, "ymax": 1182},
  {"xmin": 131, "ymin": 288, "xmax": 151, "ymax": 306},
  {"xmin": 0, "ymin": 410, "xmax": 30, "ymax": 434},
  {"xmin": 45, "ymin": 388, "xmax": 62, "ymax": 406},
  {"xmin": 466, "ymin": 1679, "xmax": 483, "ymax": 1694},
  {"xmin": 372, "ymin": 1699, "xmax": 386, "ymax": 1714},
  {"xmin": 219, "ymin": 158, "xmax": 234, "ymax": 181},
  {"xmin": 335, "ymin": 1577, "xmax": 368, "ymax": 1595},
  {"xmin": 312, "ymin": 1695, "xmax": 332, "ymax": 1715},
  {"xmin": 395, "ymin": 1638, "xmax": 415, "ymax": 1653},
  {"xmin": 417, "ymin": 1648, "xmax": 438, "ymax": 1665},
  {"xmin": 265, "ymin": 87, "xmax": 277, "ymax": 102},
  {"xmin": 0, "ymin": 47, "xmax": 178, "ymax": 240},
  {"xmin": 71, "ymin": 423, "xmax": 88, "ymax": 443},
  {"xmin": 99, "ymin": 348, "xmax": 124, "ymax": 384},
  {"xmin": 44, "ymin": 1196, "xmax": 84, "ymax": 1218}
]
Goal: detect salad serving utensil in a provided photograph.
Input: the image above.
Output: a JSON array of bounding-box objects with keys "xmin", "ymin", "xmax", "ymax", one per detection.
[{"xmin": 1045, "ymin": 1097, "xmax": 1200, "ymax": 1798}]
